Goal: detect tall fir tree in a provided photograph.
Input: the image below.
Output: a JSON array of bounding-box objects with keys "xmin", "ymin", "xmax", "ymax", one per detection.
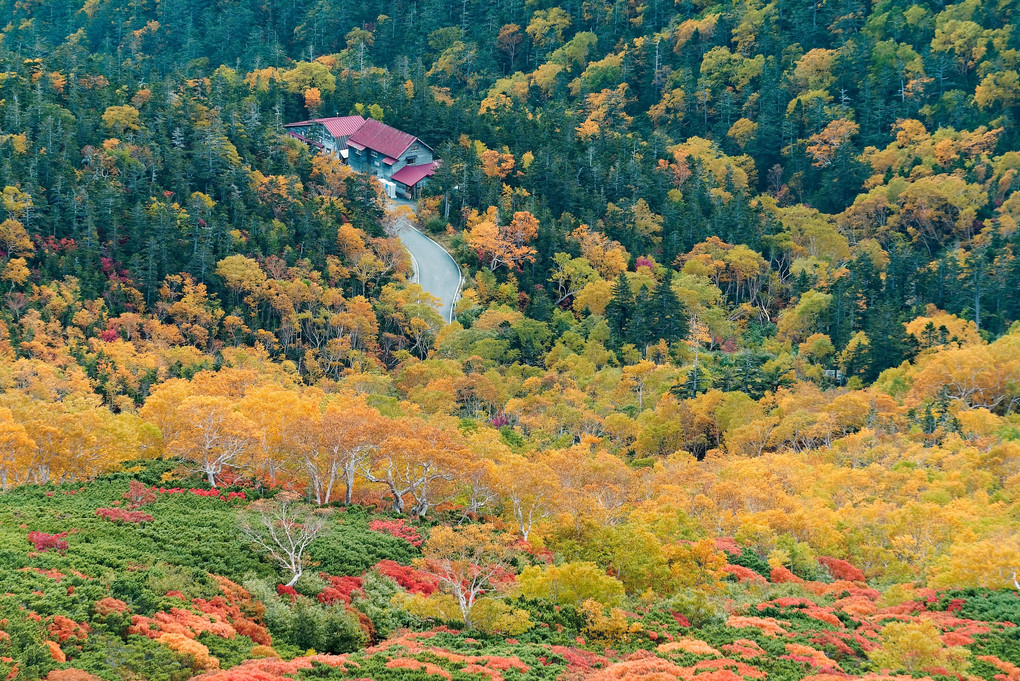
[
  {"xmin": 646, "ymin": 271, "xmax": 689, "ymax": 344},
  {"xmin": 605, "ymin": 273, "xmax": 633, "ymax": 344}
]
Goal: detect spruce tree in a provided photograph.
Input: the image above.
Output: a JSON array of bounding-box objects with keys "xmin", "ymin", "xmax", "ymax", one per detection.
[
  {"xmin": 626, "ymin": 295, "xmax": 650, "ymax": 348},
  {"xmin": 864, "ymin": 301, "xmax": 915, "ymax": 380},
  {"xmin": 605, "ymin": 273, "xmax": 634, "ymax": 344},
  {"xmin": 646, "ymin": 271, "xmax": 689, "ymax": 344}
]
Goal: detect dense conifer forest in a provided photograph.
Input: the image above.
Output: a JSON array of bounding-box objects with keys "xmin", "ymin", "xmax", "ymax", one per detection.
[{"xmin": 0, "ymin": 0, "xmax": 1018, "ymax": 677}]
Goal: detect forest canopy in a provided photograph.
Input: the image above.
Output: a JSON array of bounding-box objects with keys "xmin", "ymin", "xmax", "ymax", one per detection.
[{"xmin": 0, "ymin": 0, "xmax": 1019, "ymax": 677}]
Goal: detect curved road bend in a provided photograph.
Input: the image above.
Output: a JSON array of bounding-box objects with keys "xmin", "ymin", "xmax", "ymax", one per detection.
[{"xmin": 388, "ymin": 204, "xmax": 462, "ymax": 324}]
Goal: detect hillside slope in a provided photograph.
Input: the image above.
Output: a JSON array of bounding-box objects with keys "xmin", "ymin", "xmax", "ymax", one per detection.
[{"xmin": 0, "ymin": 464, "xmax": 1017, "ymax": 680}]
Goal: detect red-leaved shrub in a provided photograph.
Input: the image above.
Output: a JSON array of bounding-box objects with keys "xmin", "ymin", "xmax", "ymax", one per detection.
[
  {"xmin": 770, "ymin": 565, "xmax": 803, "ymax": 584},
  {"xmin": 368, "ymin": 519, "xmax": 423, "ymax": 546},
  {"xmin": 723, "ymin": 564, "xmax": 768, "ymax": 585},
  {"xmin": 28, "ymin": 531, "xmax": 68, "ymax": 553},
  {"xmin": 45, "ymin": 670, "xmax": 103, "ymax": 681},
  {"xmin": 96, "ymin": 508, "xmax": 153, "ymax": 524},
  {"xmin": 318, "ymin": 575, "xmax": 365, "ymax": 605},
  {"xmin": 124, "ymin": 480, "xmax": 156, "ymax": 508},
  {"xmin": 48, "ymin": 616, "xmax": 89, "ymax": 643},
  {"xmin": 817, "ymin": 556, "xmax": 866, "ymax": 582},
  {"xmin": 374, "ymin": 560, "xmax": 438, "ymax": 595},
  {"xmin": 94, "ymin": 597, "xmax": 129, "ymax": 617}
]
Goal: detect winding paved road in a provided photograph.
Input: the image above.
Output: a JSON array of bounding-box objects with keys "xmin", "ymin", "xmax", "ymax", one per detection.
[{"xmin": 388, "ymin": 202, "xmax": 462, "ymax": 324}]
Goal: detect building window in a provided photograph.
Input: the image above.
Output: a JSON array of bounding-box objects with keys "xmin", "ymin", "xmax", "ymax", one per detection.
[{"xmin": 405, "ymin": 156, "xmax": 417, "ymax": 166}]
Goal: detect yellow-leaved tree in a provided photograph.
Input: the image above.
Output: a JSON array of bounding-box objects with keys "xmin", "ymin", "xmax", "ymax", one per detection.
[
  {"xmin": 417, "ymin": 524, "xmax": 519, "ymax": 631},
  {"xmin": 869, "ymin": 620, "xmax": 970, "ymax": 674}
]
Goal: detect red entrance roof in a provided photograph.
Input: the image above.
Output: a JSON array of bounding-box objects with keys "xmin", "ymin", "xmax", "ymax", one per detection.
[
  {"xmin": 391, "ymin": 161, "xmax": 440, "ymax": 187},
  {"xmin": 347, "ymin": 119, "xmax": 419, "ymax": 161}
]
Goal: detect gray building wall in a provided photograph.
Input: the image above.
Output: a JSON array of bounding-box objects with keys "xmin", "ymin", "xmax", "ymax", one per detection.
[{"xmin": 348, "ymin": 142, "xmax": 433, "ymax": 181}]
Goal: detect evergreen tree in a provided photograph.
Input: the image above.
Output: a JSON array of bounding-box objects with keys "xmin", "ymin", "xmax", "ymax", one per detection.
[
  {"xmin": 646, "ymin": 270, "xmax": 689, "ymax": 344},
  {"xmin": 625, "ymin": 293, "xmax": 650, "ymax": 349},
  {"xmin": 605, "ymin": 273, "xmax": 633, "ymax": 344},
  {"xmin": 864, "ymin": 301, "xmax": 915, "ymax": 381}
]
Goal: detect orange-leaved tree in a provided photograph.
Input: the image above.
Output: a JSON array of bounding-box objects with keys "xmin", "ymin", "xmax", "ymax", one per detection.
[
  {"xmin": 465, "ymin": 207, "xmax": 538, "ymax": 272},
  {"xmin": 361, "ymin": 418, "xmax": 464, "ymax": 515},
  {"xmin": 142, "ymin": 384, "xmax": 256, "ymax": 486},
  {"xmin": 293, "ymin": 394, "xmax": 387, "ymax": 505}
]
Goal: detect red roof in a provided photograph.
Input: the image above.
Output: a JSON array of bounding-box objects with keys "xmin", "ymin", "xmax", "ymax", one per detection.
[
  {"xmin": 285, "ymin": 116, "xmax": 366, "ymax": 141},
  {"xmin": 391, "ymin": 161, "xmax": 440, "ymax": 187},
  {"xmin": 319, "ymin": 115, "xmax": 366, "ymax": 139},
  {"xmin": 347, "ymin": 118, "xmax": 420, "ymax": 161}
]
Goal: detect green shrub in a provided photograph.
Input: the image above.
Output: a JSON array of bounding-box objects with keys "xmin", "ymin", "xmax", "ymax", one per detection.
[
  {"xmin": 425, "ymin": 217, "xmax": 448, "ymax": 234},
  {"xmin": 243, "ymin": 578, "xmax": 366, "ymax": 653},
  {"xmin": 729, "ymin": 547, "xmax": 771, "ymax": 577},
  {"xmin": 353, "ymin": 569, "xmax": 416, "ymax": 639}
]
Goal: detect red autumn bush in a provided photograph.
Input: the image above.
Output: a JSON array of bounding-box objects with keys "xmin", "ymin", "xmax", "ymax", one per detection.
[
  {"xmin": 96, "ymin": 507, "xmax": 154, "ymax": 524},
  {"xmin": 809, "ymin": 631, "xmax": 857, "ymax": 657},
  {"xmin": 276, "ymin": 584, "xmax": 298, "ymax": 601},
  {"xmin": 127, "ymin": 607, "xmax": 236, "ymax": 640},
  {"xmin": 657, "ymin": 638, "xmax": 721, "ymax": 656},
  {"xmin": 158, "ymin": 633, "xmax": 219, "ymax": 670},
  {"xmin": 20, "ymin": 567, "xmax": 64, "ymax": 581},
  {"xmin": 723, "ymin": 564, "xmax": 768, "ymax": 585},
  {"xmin": 544, "ymin": 646, "xmax": 608, "ymax": 673},
  {"xmin": 49, "ymin": 616, "xmax": 89, "ymax": 643},
  {"xmin": 368, "ymin": 518, "xmax": 423, "ymax": 546},
  {"xmin": 977, "ymin": 655, "xmax": 1020, "ymax": 681},
  {"xmin": 673, "ymin": 612, "xmax": 691, "ymax": 627},
  {"xmin": 817, "ymin": 556, "xmax": 866, "ymax": 582},
  {"xmin": 124, "ymin": 479, "xmax": 156, "ymax": 508},
  {"xmin": 28, "ymin": 531, "xmax": 68, "ymax": 553},
  {"xmin": 721, "ymin": 639, "xmax": 767, "ymax": 659},
  {"xmin": 694, "ymin": 658, "xmax": 768, "ymax": 679},
  {"xmin": 45, "ymin": 670, "xmax": 103, "ymax": 681},
  {"xmin": 374, "ymin": 560, "xmax": 438, "ymax": 595},
  {"xmin": 583, "ymin": 655, "xmax": 691, "ymax": 680},
  {"xmin": 192, "ymin": 595, "xmax": 271, "ymax": 645},
  {"xmin": 191, "ymin": 654, "xmax": 350, "ymax": 679},
  {"xmin": 317, "ymin": 575, "xmax": 364, "ymax": 605},
  {"xmin": 45, "ymin": 640, "xmax": 65, "ymax": 662},
  {"xmin": 713, "ymin": 537, "xmax": 742, "ymax": 555},
  {"xmin": 726, "ymin": 615, "xmax": 787, "ymax": 637},
  {"xmin": 385, "ymin": 658, "xmax": 452, "ymax": 680},
  {"xmin": 782, "ymin": 643, "xmax": 841, "ymax": 671},
  {"xmin": 770, "ymin": 565, "xmax": 803, "ymax": 583}
]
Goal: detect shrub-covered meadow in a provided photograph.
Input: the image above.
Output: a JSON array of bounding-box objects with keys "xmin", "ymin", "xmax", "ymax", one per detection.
[{"xmin": 0, "ymin": 461, "xmax": 1015, "ymax": 680}]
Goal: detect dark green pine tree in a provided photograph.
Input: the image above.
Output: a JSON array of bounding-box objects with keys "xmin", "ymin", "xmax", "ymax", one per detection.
[
  {"xmin": 605, "ymin": 273, "xmax": 634, "ymax": 344},
  {"xmin": 626, "ymin": 295, "xmax": 650, "ymax": 348},
  {"xmin": 864, "ymin": 301, "xmax": 916, "ymax": 381},
  {"xmin": 646, "ymin": 271, "xmax": 689, "ymax": 344}
]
